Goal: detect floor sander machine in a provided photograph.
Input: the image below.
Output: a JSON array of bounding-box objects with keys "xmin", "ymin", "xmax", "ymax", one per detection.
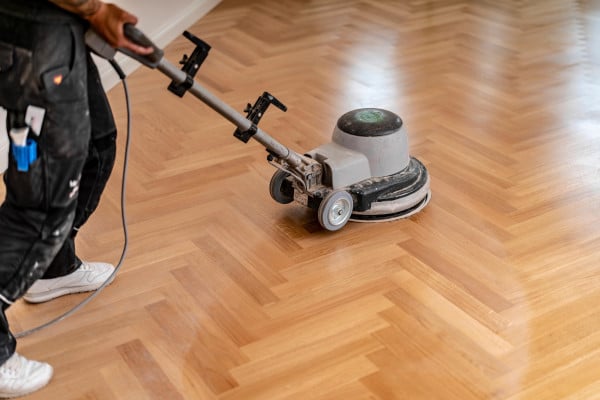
[{"xmin": 90, "ymin": 25, "xmax": 431, "ymax": 231}]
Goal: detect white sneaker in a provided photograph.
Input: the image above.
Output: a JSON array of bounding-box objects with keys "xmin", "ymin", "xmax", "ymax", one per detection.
[
  {"xmin": 23, "ymin": 261, "xmax": 115, "ymax": 304},
  {"xmin": 0, "ymin": 353, "xmax": 53, "ymax": 398}
]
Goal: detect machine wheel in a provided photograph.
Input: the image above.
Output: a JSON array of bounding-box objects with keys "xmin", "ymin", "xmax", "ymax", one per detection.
[
  {"xmin": 318, "ymin": 190, "xmax": 353, "ymax": 231},
  {"xmin": 269, "ymin": 170, "xmax": 294, "ymax": 204}
]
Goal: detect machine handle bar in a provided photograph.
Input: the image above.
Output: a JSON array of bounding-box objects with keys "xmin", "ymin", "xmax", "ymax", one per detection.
[{"xmin": 120, "ymin": 24, "xmax": 309, "ymax": 169}]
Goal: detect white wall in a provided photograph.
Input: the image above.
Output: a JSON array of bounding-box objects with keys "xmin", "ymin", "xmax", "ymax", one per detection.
[{"xmin": 95, "ymin": 0, "xmax": 221, "ymax": 90}]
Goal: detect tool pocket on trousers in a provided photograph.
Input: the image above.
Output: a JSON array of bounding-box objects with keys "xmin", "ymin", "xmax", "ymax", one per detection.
[
  {"xmin": 0, "ymin": 41, "xmax": 33, "ymax": 108},
  {"xmin": 37, "ymin": 24, "xmax": 86, "ymax": 104},
  {"xmin": 4, "ymin": 155, "xmax": 44, "ymax": 208}
]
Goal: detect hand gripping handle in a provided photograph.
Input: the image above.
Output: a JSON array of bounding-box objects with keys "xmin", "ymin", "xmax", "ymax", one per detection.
[{"xmin": 119, "ymin": 23, "xmax": 164, "ymax": 68}]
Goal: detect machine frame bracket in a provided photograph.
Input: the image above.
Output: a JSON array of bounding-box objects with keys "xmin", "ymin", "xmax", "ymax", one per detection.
[
  {"xmin": 168, "ymin": 31, "xmax": 211, "ymax": 97},
  {"xmin": 234, "ymin": 92, "xmax": 287, "ymax": 143}
]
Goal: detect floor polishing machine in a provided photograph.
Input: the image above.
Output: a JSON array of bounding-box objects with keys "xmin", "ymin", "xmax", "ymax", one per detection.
[{"xmin": 90, "ymin": 24, "xmax": 431, "ymax": 231}]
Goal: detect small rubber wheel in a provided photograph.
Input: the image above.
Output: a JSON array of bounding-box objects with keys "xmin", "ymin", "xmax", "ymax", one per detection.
[
  {"xmin": 318, "ymin": 190, "xmax": 353, "ymax": 231},
  {"xmin": 269, "ymin": 170, "xmax": 294, "ymax": 204}
]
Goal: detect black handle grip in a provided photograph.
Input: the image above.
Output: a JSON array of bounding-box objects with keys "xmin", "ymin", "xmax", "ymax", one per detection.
[
  {"xmin": 123, "ymin": 23, "xmax": 154, "ymax": 48},
  {"xmin": 119, "ymin": 23, "xmax": 164, "ymax": 68}
]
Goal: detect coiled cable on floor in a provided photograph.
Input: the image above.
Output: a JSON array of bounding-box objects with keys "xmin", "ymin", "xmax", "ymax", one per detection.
[{"xmin": 15, "ymin": 59, "xmax": 131, "ymax": 338}]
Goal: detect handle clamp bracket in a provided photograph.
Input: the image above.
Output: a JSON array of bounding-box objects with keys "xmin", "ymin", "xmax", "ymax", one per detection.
[
  {"xmin": 168, "ymin": 31, "xmax": 211, "ymax": 97},
  {"xmin": 234, "ymin": 92, "xmax": 287, "ymax": 143}
]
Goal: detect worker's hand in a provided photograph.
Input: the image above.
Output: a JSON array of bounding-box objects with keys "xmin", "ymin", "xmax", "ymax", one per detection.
[{"xmin": 86, "ymin": 3, "xmax": 153, "ymax": 55}]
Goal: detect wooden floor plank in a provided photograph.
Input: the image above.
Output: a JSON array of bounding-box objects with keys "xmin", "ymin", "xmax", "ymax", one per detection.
[{"xmin": 4, "ymin": 0, "xmax": 600, "ymax": 398}]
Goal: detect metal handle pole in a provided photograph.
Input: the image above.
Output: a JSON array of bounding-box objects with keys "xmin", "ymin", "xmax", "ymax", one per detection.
[{"xmin": 157, "ymin": 60, "xmax": 306, "ymax": 169}]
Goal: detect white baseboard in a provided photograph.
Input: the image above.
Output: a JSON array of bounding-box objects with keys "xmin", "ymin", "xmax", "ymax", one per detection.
[{"xmin": 95, "ymin": 0, "xmax": 221, "ymax": 91}]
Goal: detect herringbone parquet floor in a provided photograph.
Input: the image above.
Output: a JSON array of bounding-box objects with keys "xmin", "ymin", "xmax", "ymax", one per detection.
[{"xmin": 7, "ymin": 0, "xmax": 600, "ymax": 398}]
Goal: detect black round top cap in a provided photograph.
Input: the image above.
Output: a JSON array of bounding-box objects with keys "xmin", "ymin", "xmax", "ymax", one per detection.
[{"xmin": 336, "ymin": 108, "xmax": 403, "ymax": 137}]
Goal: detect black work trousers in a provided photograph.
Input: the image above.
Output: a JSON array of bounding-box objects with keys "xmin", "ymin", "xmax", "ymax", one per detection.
[{"xmin": 0, "ymin": 3, "xmax": 117, "ymax": 364}]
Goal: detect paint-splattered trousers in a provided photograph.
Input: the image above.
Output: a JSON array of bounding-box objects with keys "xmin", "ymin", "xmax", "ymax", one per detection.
[{"xmin": 0, "ymin": 1, "xmax": 117, "ymax": 364}]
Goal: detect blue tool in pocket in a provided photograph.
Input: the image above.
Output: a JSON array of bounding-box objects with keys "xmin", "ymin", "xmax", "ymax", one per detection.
[{"xmin": 9, "ymin": 127, "xmax": 37, "ymax": 172}]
